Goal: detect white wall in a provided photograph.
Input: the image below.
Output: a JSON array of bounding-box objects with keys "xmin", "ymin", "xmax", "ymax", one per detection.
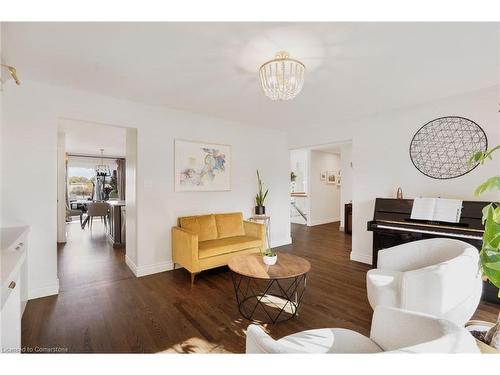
[
  {"xmin": 0, "ymin": 24, "xmax": 4, "ymax": 229},
  {"xmin": 125, "ymin": 128, "xmax": 138, "ymax": 269},
  {"xmin": 289, "ymin": 86, "xmax": 500, "ymax": 264},
  {"xmin": 339, "ymin": 144, "xmax": 353, "ymax": 229},
  {"xmin": 1, "ymin": 79, "xmax": 291, "ymax": 297},
  {"xmin": 308, "ymin": 150, "xmax": 341, "ymax": 226},
  {"xmin": 56, "ymin": 131, "xmax": 66, "ymax": 243}
]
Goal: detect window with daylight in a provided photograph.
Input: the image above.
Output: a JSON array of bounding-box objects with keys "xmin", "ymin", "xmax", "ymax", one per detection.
[{"xmin": 68, "ymin": 166, "xmax": 95, "ymax": 201}]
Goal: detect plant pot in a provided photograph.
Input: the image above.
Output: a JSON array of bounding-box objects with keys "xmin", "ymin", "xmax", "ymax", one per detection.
[
  {"xmin": 482, "ymin": 279, "xmax": 500, "ymax": 304},
  {"xmin": 465, "ymin": 320, "xmax": 500, "ymax": 354},
  {"xmin": 255, "ymin": 205, "xmax": 265, "ymax": 215},
  {"xmin": 263, "ymin": 254, "xmax": 277, "ymax": 265}
]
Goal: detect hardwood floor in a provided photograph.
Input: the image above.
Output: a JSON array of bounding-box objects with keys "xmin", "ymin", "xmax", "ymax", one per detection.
[{"xmin": 21, "ymin": 222, "xmax": 499, "ymax": 353}]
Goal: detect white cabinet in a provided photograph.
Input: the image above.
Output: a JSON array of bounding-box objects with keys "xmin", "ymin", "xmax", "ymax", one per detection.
[{"xmin": 1, "ymin": 226, "xmax": 29, "ymax": 353}]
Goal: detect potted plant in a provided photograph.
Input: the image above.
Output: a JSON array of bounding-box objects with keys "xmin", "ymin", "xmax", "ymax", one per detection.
[
  {"xmin": 255, "ymin": 170, "xmax": 268, "ymax": 215},
  {"xmin": 467, "ymin": 145, "xmax": 500, "ymax": 352},
  {"xmin": 262, "ymin": 248, "xmax": 277, "ymax": 265},
  {"xmin": 103, "ymin": 184, "xmax": 113, "ymax": 201}
]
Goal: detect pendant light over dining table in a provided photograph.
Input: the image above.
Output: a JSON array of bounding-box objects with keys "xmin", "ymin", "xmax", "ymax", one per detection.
[
  {"xmin": 259, "ymin": 51, "xmax": 305, "ymax": 101},
  {"xmin": 95, "ymin": 148, "xmax": 111, "ymax": 177}
]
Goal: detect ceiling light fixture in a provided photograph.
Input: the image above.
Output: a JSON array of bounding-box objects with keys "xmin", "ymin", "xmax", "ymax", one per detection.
[
  {"xmin": 95, "ymin": 149, "xmax": 111, "ymax": 177},
  {"xmin": 259, "ymin": 51, "xmax": 305, "ymax": 101}
]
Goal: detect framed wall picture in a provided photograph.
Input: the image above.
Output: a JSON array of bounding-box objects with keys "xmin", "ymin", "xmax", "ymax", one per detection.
[
  {"xmin": 174, "ymin": 139, "xmax": 231, "ymax": 191},
  {"xmin": 326, "ymin": 171, "xmax": 336, "ymax": 184},
  {"xmin": 336, "ymin": 175, "xmax": 342, "ymax": 186},
  {"xmin": 320, "ymin": 171, "xmax": 327, "ymax": 181}
]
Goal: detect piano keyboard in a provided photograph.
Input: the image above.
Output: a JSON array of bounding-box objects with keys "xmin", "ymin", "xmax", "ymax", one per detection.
[{"xmin": 375, "ymin": 224, "xmax": 483, "ymax": 241}]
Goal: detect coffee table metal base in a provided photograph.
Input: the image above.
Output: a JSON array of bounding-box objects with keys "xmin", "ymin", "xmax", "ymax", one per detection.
[{"xmin": 231, "ymin": 272, "xmax": 307, "ymax": 324}]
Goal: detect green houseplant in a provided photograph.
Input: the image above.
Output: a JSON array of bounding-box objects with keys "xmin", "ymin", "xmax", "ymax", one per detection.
[
  {"xmin": 255, "ymin": 170, "xmax": 268, "ymax": 215},
  {"xmin": 262, "ymin": 247, "xmax": 277, "ymax": 265},
  {"xmin": 469, "ymin": 145, "xmax": 500, "ymax": 296}
]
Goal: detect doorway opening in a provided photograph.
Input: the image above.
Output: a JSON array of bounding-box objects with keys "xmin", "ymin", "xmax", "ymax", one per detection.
[
  {"xmin": 289, "ymin": 141, "xmax": 353, "ymax": 235},
  {"xmin": 56, "ymin": 118, "xmax": 137, "ymax": 291}
]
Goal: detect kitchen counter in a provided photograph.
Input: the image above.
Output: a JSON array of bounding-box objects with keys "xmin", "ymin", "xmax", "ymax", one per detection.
[
  {"xmin": 107, "ymin": 202, "xmax": 126, "ymax": 247},
  {"xmin": 1, "ymin": 225, "xmax": 29, "ymax": 352},
  {"xmin": 1, "ymin": 226, "xmax": 29, "ymax": 291}
]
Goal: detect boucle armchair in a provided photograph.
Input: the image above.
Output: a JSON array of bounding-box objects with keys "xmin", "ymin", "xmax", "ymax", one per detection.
[
  {"xmin": 366, "ymin": 238, "xmax": 482, "ymax": 326},
  {"xmin": 246, "ymin": 306, "xmax": 479, "ymax": 353}
]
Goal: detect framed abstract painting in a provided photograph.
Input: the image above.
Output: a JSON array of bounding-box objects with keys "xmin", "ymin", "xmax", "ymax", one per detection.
[{"xmin": 174, "ymin": 139, "xmax": 231, "ymax": 191}]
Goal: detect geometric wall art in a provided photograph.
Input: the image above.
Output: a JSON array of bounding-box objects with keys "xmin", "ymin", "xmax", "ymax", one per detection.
[
  {"xmin": 174, "ymin": 139, "xmax": 231, "ymax": 191},
  {"xmin": 409, "ymin": 116, "xmax": 488, "ymax": 179}
]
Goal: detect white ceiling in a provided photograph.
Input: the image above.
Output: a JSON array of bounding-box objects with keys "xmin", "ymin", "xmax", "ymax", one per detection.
[
  {"xmin": 60, "ymin": 119, "xmax": 126, "ymax": 157},
  {"xmin": 3, "ymin": 22, "xmax": 499, "ymax": 131}
]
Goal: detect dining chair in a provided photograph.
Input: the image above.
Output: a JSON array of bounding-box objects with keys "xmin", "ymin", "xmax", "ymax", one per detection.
[
  {"xmin": 66, "ymin": 203, "xmax": 84, "ymax": 226},
  {"xmin": 86, "ymin": 202, "xmax": 110, "ymax": 231}
]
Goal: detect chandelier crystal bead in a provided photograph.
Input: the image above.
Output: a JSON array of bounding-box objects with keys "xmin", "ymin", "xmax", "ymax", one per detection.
[{"xmin": 259, "ymin": 51, "xmax": 305, "ymax": 101}]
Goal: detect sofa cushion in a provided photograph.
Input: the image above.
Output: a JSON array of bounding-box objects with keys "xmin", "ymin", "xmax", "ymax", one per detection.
[
  {"xmin": 214, "ymin": 212, "xmax": 245, "ymax": 239},
  {"xmin": 179, "ymin": 214, "xmax": 218, "ymax": 242},
  {"xmin": 198, "ymin": 235, "xmax": 262, "ymax": 259}
]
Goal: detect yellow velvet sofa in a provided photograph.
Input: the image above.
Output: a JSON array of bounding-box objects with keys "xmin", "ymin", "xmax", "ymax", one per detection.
[{"xmin": 172, "ymin": 212, "xmax": 266, "ymax": 285}]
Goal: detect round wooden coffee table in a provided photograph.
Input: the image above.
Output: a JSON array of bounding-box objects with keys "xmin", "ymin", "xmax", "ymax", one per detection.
[{"xmin": 228, "ymin": 253, "xmax": 311, "ymax": 324}]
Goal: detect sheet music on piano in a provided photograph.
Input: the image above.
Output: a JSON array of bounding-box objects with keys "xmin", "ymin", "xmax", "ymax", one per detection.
[{"xmin": 410, "ymin": 198, "xmax": 463, "ymax": 223}]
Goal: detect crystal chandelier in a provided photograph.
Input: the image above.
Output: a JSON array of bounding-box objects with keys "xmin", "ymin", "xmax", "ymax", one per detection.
[
  {"xmin": 259, "ymin": 51, "xmax": 305, "ymax": 101},
  {"xmin": 95, "ymin": 148, "xmax": 111, "ymax": 177}
]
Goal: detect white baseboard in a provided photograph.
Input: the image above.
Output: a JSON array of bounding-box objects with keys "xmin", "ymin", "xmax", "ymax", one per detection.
[
  {"xmin": 350, "ymin": 251, "xmax": 372, "ymax": 265},
  {"xmin": 307, "ymin": 217, "xmax": 340, "ymax": 226},
  {"xmin": 28, "ymin": 279, "xmax": 59, "ymax": 300},
  {"xmin": 136, "ymin": 261, "xmax": 174, "ymax": 277},
  {"xmin": 271, "ymin": 236, "xmax": 292, "ymax": 248},
  {"xmin": 125, "ymin": 255, "xmax": 174, "ymax": 277},
  {"xmin": 125, "ymin": 255, "xmax": 138, "ymax": 276}
]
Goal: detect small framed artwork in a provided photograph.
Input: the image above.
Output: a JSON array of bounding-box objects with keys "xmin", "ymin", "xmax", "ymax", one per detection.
[
  {"xmin": 327, "ymin": 171, "xmax": 336, "ymax": 184},
  {"xmin": 320, "ymin": 171, "xmax": 327, "ymax": 181},
  {"xmin": 336, "ymin": 175, "xmax": 342, "ymax": 186},
  {"xmin": 174, "ymin": 139, "xmax": 231, "ymax": 192}
]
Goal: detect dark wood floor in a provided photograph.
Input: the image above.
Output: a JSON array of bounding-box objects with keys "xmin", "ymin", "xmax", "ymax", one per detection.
[{"xmin": 21, "ymin": 221, "xmax": 499, "ymax": 353}]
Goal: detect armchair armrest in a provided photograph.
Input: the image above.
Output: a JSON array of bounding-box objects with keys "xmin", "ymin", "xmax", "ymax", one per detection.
[
  {"xmin": 246, "ymin": 324, "xmax": 288, "ymax": 353},
  {"xmin": 243, "ymin": 220, "xmax": 266, "ymax": 248},
  {"xmin": 171, "ymin": 226, "xmax": 199, "ymax": 273}
]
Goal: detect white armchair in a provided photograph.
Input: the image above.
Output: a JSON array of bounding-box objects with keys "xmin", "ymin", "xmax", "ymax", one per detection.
[
  {"xmin": 367, "ymin": 238, "xmax": 482, "ymax": 326},
  {"xmin": 245, "ymin": 306, "xmax": 479, "ymax": 353}
]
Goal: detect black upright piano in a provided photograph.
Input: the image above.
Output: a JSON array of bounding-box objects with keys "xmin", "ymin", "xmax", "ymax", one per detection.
[{"xmin": 367, "ymin": 198, "xmax": 499, "ymax": 304}]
